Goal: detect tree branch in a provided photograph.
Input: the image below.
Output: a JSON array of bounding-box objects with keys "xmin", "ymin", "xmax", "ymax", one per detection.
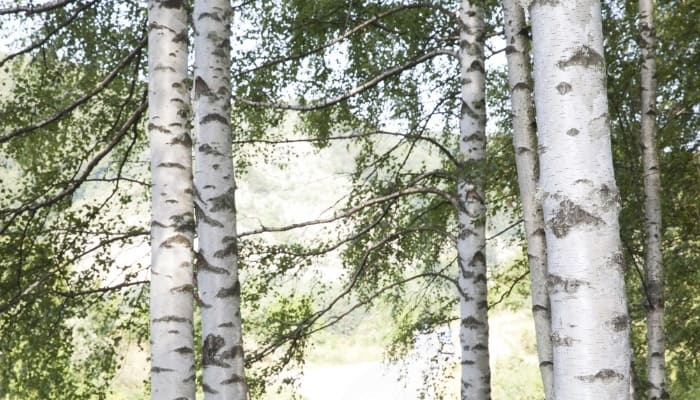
[
  {"xmin": 234, "ymin": 49, "xmax": 452, "ymax": 111},
  {"xmin": 0, "ymin": 37, "xmax": 146, "ymax": 143}
]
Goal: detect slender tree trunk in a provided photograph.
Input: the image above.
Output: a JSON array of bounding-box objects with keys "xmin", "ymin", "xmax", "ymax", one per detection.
[
  {"xmin": 502, "ymin": 1, "xmax": 553, "ymax": 398},
  {"xmin": 456, "ymin": 1, "xmax": 490, "ymax": 398},
  {"xmin": 529, "ymin": 0, "xmax": 632, "ymax": 398},
  {"xmin": 638, "ymin": 0, "xmax": 666, "ymax": 397},
  {"xmin": 193, "ymin": 1, "xmax": 247, "ymax": 398},
  {"xmin": 147, "ymin": 0, "xmax": 195, "ymax": 398}
]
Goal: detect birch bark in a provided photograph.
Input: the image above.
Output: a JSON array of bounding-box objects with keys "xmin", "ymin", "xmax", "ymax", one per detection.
[
  {"xmin": 502, "ymin": 1, "xmax": 553, "ymax": 398},
  {"xmin": 147, "ymin": 0, "xmax": 195, "ymax": 398},
  {"xmin": 456, "ymin": 1, "xmax": 490, "ymax": 398},
  {"xmin": 638, "ymin": 0, "xmax": 666, "ymax": 397},
  {"xmin": 193, "ymin": 1, "xmax": 247, "ymax": 398},
  {"xmin": 529, "ymin": 0, "xmax": 632, "ymax": 398}
]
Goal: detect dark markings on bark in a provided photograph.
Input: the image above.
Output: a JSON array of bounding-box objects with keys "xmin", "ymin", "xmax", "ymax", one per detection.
[
  {"xmin": 547, "ymin": 273, "xmax": 589, "ymax": 294},
  {"xmin": 216, "ymin": 281, "xmax": 240, "ymax": 298},
  {"xmin": 473, "ymin": 342, "xmax": 488, "ymax": 351},
  {"xmin": 195, "ymin": 203, "xmax": 224, "ymax": 228},
  {"xmin": 160, "ymin": 234, "xmax": 191, "ymax": 248},
  {"xmin": 148, "ymin": 123, "xmax": 170, "ymax": 133},
  {"xmin": 153, "ymin": 315, "xmax": 189, "ymax": 323},
  {"xmin": 199, "ymin": 143, "xmax": 224, "ymax": 156},
  {"xmin": 219, "ymin": 322, "xmax": 234, "ymax": 328},
  {"xmin": 547, "ymin": 199, "xmax": 603, "ymax": 237},
  {"xmin": 196, "ymin": 252, "xmax": 230, "ymax": 275},
  {"xmin": 461, "ymin": 316, "xmax": 485, "ymax": 329},
  {"xmin": 151, "ymin": 366, "xmax": 174, "ymax": 373},
  {"xmin": 551, "ymin": 332, "xmax": 576, "ymax": 347},
  {"xmin": 157, "ymin": 162, "xmax": 187, "ymax": 170},
  {"xmin": 461, "ymin": 359, "xmax": 475, "ymax": 365},
  {"xmin": 532, "ymin": 304, "xmax": 549, "ymax": 313},
  {"xmin": 209, "ymin": 188, "xmax": 236, "ymax": 212},
  {"xmin": 171, "ymin": 212, "xmax": 195, "ymax": 232},
  {"xmin": 461, "ymin": 100, "xmax": 480, "ymax": 119},
  {"xmin": 540, "ymin": 360, "xmax": 554, "ymax": 367},
  {"xmin": 566, "ymin": 128, "xmax": 580, "ymax": 136},
  {"xmin": 183, "ymin": 374, "xmax": 195, "ymax": 383},
  {"xmin": 168, "ymin": 329, "xmax": 179, "ymax": 334},
  {"xmin": 516, "ymin": 146, "xmax": 532, "ymax": 154},
  {"xmin": 606, "ymin": 251, "xmax": 626, "ymax": 273},
  {"xmin": 173, "ymin": 31, "xmax": 187, "ymax": 44},
  {"xmin": 532, "ymin": 0, "xmax": 560, "ymax": 6},
  {"xmin": 202, "ymin": 334, "xmax": 231, "ymax": 368},
  {"xmin": 161, "ymin": 0, "xmax": 184, "ymax": 9},
  {"xmin": 557, "ymin": 46, "xmax": 605, "ymax": 70},
  {"xmin": 194, "ymin": 76, "xmax": 211, "ymax": 98},
  {"xmin": 202, "ymin": 383, "xmax": 218, "ymax": 394},
  {"xmin": 469, "ymin": 251, "xmax": 485, "ymax": 267},
  {"xmin": 171, "ymin": 284, "xmax": 194, "ymax": 294},
  {"xmin": 198, "ymin": 12, "xmax": 221, "ymax": 22},
  {"xmin": 512, "ymin": 81, "xmax": 530, "ymax": 92},
  {"xmin": 556, "ymin": 81, "xmax": 572, "ymax": 95},
  {"xmin": 221, "ymin": 374, "xmax": 245, "ymax": 385},
  {"xmin": 152, "ymin": 220, "xmax": 167, "ymax": 228},
  {"xmin": 505, "ymin": 45, "xmax": 518, "ymax": 55},
  {"xmin": 200, "ymin": 113, "xmax": 228, "ymax": 125},
  {"xmin": 607, "ymin": 314, "xmax": 629, "ymax": 332},
  {"xmin": 576, "ymin": 369, "xmax": 625, "ymax": 383},
  {"xmin": 467, "ymin": 60, "xmax": 485, "ymax": 73},
  {"xmin": 213, "ymin": 235, "xmax": 238, "ymax": 258},
  {"xmin": 463, "ymin": 133, "xmax": 485, "ymax": 143},
  {"xmin": 170, "ymin": 132, "xmax": 192, "ymax": 147},
  {"xmin": 174, "ymin": 346, "xmax": 194, "ymax": 354},
  {"xmin": 221, "ymin": 345, "xmax": 244, "ymax": 360},
  {"xmin": 597, "ymin": 184, "xmax": 621, "ymax": 209}
]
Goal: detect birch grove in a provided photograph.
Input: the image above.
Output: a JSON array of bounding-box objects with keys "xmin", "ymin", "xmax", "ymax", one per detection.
[
  {"xmin": 502, "ymin": 1, "xmax": 553, "ymax": 398},
  {"xmin": 529, "ymin": 0, "xmax": 632, "ymax": 398},
  {"xmin": 638, "ymin": 0, "xmax": 667, "ymax": 397},
  {"xmin": 456, "ymin": 1, "xmax": 490, "ymax": 398},
  {"xmin": 147, "ymin": 0, "xmax": 196, "ymax": 398},
  {"xmin": 193, "ymin": 0, "xmax": 248, "ymax": 398}
]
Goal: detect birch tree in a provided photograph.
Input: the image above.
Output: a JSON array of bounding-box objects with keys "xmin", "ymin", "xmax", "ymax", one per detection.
[
  {"xmin": 147, "ymin": 0, "xmax": 195, "ymax": 398},
  {"xmin": 638, "ymin": 0, "xmax": 666, "ymax": 397},
  {"xmin": 457, "ymin": 1, "xmax": 490, "ymax": 398},
  {"xmin": 193, "ymin": 0, "xmax": 247, "ymax": 398},
  {"xmin": 502, "ymin": 1, "xmax": 553, "ymax": 397},
  {"xmin": 529, "ymin": 0, "xmax": 632, "ymax": 398}
]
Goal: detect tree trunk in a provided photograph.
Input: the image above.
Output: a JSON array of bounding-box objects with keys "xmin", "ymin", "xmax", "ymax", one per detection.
[
  {"xmin": 193, "ymin": 1, "xmax": 248, "ymax": 398},
  {"xmin": 638, "ymin": 0, "xmax": 667, "ymax": 397},
  {"xmin": 456, "ymin": 1, "xmax": 490, "ymax": 399},
  {"xmin": 147, "ymin": 0, "xmax": 195, "ymax": 398},
  {"xmin": 529, "ymin": 0, "xmax": 632, "ymax": 398},
  {"xmin": 502, "ymin": 1, "xmax": 553, "ymax": 398}
]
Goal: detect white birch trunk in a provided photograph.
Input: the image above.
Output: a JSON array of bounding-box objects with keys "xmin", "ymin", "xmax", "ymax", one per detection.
[
  {"xmin": 147, "ymin": 0, "xmax": 195, "ymax": 398},
  {"xmin": 529, "ymin": 0, "xmax": 632, "ymax": 398},
  {"xmin": 502, "ymin": 1, "xmax": 553, "ymax": 398},
  {"xmin": 193, "ymin": 1, "xmax": 247, "ymax": 398},
  {"xmin": 638, "ymin": 0, "xmax": 666, "ymax": 397},
  {"xmin": 457, "ymin": 1, "xmax": 490, "ymax": 398}
]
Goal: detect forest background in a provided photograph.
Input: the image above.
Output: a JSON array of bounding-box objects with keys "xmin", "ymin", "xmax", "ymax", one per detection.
[{"xmin": 0, "ymin": 0, "xmax": 698, "ymax": 399}]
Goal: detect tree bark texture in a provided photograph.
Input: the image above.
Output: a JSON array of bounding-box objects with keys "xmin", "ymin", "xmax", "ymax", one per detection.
[
  {"xmin": 638, "ymin": 0, "xmax": 666, "ymax": 397},
  {"xmin": 502, "ymin": 1, "xmax": 553, "ymax": 398},
  {"xmin": 147, "ymin": 0, "xmax": 195, "ymax": 398},
  {"xmin": 529, "ymin": 0, "xmax": 632, "ymax": 398},
  {"xmin": 456, "ymin": 1, "xmax": 490, "ymax": 399},
  {"xmin": 193, "ymin": 1, "xmax": 247, "ymax": 398}
]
